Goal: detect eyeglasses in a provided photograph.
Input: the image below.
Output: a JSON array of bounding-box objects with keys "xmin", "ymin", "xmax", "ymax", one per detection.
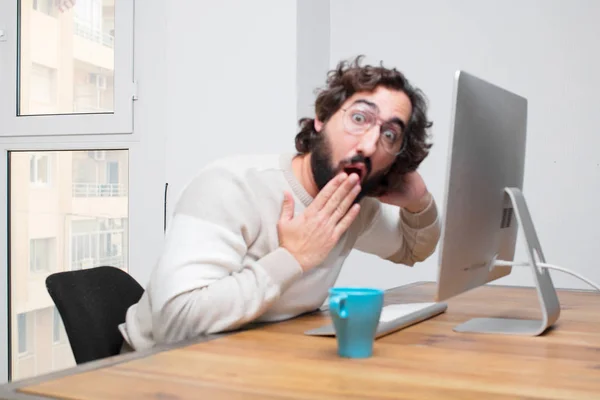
[{"xmin": 342, "ymin": 104, "xmax": 406, "ymax": 156}]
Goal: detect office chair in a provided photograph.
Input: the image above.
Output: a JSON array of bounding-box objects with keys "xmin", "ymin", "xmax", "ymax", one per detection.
[{"xmin": 45, "ymin": 266, "xmax": 144, "ymax": 364}]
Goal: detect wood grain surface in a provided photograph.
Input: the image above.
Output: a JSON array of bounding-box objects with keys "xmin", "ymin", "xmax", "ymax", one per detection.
[{"xmin": 14, "ymin": 282, "xmax": 600, "ymax": 399}]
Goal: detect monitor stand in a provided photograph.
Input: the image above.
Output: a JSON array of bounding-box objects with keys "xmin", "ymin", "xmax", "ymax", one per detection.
[{"xmin": 453, "ymin": 187, "xmax": 561, "ymax": 336}]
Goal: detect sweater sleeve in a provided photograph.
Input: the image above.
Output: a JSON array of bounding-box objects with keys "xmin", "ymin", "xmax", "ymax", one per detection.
[
  {"xmin": 353, "ymin": 196, "xmax": 441, "ymax": 266},
  {"xmin": 147, "ymin": 167, "xmax": 303, "ymax": 344}
]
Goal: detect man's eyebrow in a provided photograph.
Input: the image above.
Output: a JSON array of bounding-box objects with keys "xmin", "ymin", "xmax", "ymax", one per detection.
[
  {"xmin": 351, "ymin": 99, "xmax": 406, "ymax": 131},
  {"xmin": 351, "ymin": 99, "xmax": 378, "ymax": 110},
  {"xmin": 388, "ymin": 117, "xmax": 406, "ymax": 132}
]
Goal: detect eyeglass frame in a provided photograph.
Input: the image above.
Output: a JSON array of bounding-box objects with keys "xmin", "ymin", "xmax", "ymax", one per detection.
[{"xmin": 340, "ymin": 102, "xmax": 408, "ymax": 156}]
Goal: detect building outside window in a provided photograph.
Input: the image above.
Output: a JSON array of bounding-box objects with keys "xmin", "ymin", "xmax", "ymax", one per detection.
[
  {"xmin": 10, "ymin": 149, "xmax": 128, "ymax": 380},
  {"xmin": 1, "ymin": 0, "xmax": 143, "ymax": 384}
]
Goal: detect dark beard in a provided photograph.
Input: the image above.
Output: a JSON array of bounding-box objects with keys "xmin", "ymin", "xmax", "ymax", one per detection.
[{"xmin": 309, "ymin": 132, "xmax": 388, "ymax": 203}]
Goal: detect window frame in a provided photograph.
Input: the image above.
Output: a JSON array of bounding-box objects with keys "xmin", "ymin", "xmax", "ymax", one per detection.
[
  {"xmin": 0, "ymin": 0, "xmax": 166, "ymax": 383},
  {"xmin": 0, "ymin": 0, "xmax": 136, "ymax": 137},
  {"xmin": 0, "ymin": 138, "xmax": 153, "ymax": 382}
]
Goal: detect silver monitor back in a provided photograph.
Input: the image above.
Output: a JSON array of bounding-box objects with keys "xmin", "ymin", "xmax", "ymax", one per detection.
[{"xmin": 436, "ymin": 71, "xmax": 528, "ymax": 302}]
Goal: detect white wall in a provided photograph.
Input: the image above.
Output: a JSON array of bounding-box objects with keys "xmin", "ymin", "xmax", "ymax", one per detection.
[
  {"xmin": 131, "ymin": 0, "xmax": 168, "ymax": 287},
  {"xmin": 296, "ymin": 0, "xmax": 330, "ymax": 119},
  {"xmin": 164, "ymin": 0, "xmax": 301, "ymax": 215},
  {"xmin": 330, "ymin": 0, "xmax": 600, "ymax": 290}
]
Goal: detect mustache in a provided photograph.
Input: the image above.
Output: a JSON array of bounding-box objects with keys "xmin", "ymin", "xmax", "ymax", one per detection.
[{"xmin": 339, "ymin": 154, "xmax": 372, "ymax": 177}]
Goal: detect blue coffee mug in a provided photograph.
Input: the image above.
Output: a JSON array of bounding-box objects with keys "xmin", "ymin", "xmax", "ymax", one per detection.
[{"xmin": 328, "ymin": 287, "xmax": 384, "ymax": 358}]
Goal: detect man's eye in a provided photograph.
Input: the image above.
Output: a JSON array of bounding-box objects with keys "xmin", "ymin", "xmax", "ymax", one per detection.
[
  {"xmin": 382, "ymin": 129, "xmax": 397, "ymax": 143},
  {"xmin": 351, "ymin": 113, "xmax": 368, "ymax": 124}
]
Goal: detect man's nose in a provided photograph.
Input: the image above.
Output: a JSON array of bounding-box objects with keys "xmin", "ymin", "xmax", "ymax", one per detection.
[{"xmin": 356, "ymin": 125, "xmax": 380, "ymax": 156}]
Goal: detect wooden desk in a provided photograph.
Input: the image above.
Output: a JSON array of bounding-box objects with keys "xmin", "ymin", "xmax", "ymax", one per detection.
[{"xmin": 2, "ymin": 282, "xmax": 600, "ymax": 399}]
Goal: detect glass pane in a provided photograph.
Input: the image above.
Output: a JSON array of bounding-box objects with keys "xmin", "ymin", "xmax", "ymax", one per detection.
[
  {"xmin": 18, "ymin": 0, "xmax": 115, "ymax": 116},
  {"xmin": 17, "ymin": 314, "xmax": 27, "ymax": 355},
  {"xmin": 10, "ymin": 149, "xmax": 129, "ymax": 380}
]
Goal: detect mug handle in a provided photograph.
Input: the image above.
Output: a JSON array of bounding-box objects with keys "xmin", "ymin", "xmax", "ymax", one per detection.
[{"xmin": 330, "ymin": 294, "xmax": 348, "ymax": 319}]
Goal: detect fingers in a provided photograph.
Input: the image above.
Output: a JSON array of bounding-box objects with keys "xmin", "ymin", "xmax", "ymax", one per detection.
[
  {"xmin": 307, "ymin": 172, "xmax": 348, "ymax": 212},
  {"xmin": 321, "ymin": 173, "xmax": 360, "ymax": 218},
  {"xmin": 330, "ymin": 183, "xmax": 361, "ymax": 223},
  {"xmin": 279, "ymin": 191, "xmax": 295, "ymax": 222},
  {"xmin": 333, "ymin": 203, "xmax": 361, "ymax": 239}
]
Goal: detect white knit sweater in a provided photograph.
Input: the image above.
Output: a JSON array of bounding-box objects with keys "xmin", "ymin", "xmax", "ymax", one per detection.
[{"xmin": 119, "ymin": 153, "xmax": 441, "ymax": 350}]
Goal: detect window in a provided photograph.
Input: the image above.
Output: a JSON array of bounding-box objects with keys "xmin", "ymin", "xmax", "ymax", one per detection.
[
  {"xmin": 52, "ymin": 308, "xmax": 66, "ymax": 344},
  {"xmin": 107, "ymin": 161, "xmax": 119, "ymax": 184},
  {"xmin": 29, "ymin": 153, "xmax": 53, "ymax": 186},
  {"xmin": 32, "ymin": 0, "xmax": 56, "ymax": 17},
  {"xmin": 1, "ymin": 0, "xmax": 162, "ymax": 384},
  {"xmin": 17, "ymin": 314, "xmax": 28, "ymax": 355},
  {"xmin": 71, "ymin": 218, "xmax": 128, "ymax": 270},
  {"xmin": 22, "ymin": 0, "xmax": 115, "ymax": 116},
  {"xmin": 0, "ymin": 0, "xmax": 135, "ymax": 136},
  {"xmin": 75, "ymin": 0, "xmax": 103, "ymax": 36},
  {"xmin": 29, "ymin": 238, "xmax": 56, "ymax": 273},
  {"xmin": 29, "ymin": 64, "xmax": 57, "ymax": 112},
  {"xmin": 9, "ymin": 149, "xmax": 129, "ymax": 380},
  {"xmin": 72, "ymin": 150, "xmax": 128, "ymax": 197}
]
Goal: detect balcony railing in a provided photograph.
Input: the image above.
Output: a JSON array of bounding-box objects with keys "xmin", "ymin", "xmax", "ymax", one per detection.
[
  {"xmin": 72, "ymin": 183, "xmax": 127, "ymax": 198},
  {"xmin": 72, "ymin": 255, "xmax": 125, "ymax": 271},
  {"xmin": 73, "ymin": 18, "xmax": 114, "ymax": 48}
]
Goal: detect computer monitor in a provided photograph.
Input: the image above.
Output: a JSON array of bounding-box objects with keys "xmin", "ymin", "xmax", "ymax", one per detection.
[{"xmin": 435, "ymin": 71, "xmax": 560, "ymax": 336}]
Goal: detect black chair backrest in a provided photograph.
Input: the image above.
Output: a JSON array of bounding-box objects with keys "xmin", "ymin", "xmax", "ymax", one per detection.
[{"xmin": 45, "ymin": 266, "xmax": 144, "ymax": 364}]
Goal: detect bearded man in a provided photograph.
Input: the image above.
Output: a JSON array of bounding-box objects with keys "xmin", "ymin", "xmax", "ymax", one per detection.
[{"xmin": 119, "ymin": 56, "xmax": 441, "ymax": 351}]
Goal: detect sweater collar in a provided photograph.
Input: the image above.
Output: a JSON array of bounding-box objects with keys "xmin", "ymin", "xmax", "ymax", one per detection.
[{"xmin": 280, "ymin": 153, "xmax": 314, "ymax": 207}]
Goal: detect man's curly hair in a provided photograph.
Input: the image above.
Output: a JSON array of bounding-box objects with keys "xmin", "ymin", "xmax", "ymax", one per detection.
[{"xmin": 295, "ymin": 55, "xmax": 433, "ymax": 193}]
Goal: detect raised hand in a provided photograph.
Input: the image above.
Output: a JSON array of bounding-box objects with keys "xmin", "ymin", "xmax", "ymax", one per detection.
[
  {"xmin": 277, "ymin": 173, "xmax": 361, "ymax": 271},
  {"xmin": 377, "ymin": 171, "xmax": 431, "ymax": 213}
]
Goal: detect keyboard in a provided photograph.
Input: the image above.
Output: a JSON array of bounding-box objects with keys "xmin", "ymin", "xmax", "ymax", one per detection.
[{"xmin": 304, "ymin": 301, "xmax": 448, "ymax": 339}]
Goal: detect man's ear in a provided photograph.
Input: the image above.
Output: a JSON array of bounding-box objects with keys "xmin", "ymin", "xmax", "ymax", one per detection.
[{"xmin": 314, "ymin": 118, "xmax": 323, "ymax": 133}]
